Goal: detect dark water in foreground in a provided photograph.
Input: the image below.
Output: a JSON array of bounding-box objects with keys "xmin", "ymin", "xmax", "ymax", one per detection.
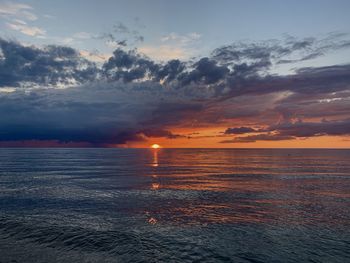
[{"xmin": 0, "ymin": 149, "xmax": 349, "ymax": 263}]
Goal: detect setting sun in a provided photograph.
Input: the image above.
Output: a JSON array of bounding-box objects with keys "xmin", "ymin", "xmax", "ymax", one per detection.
[{"xmin": 151, "ymin": 144, "xmax": 161, "ymax": 149}]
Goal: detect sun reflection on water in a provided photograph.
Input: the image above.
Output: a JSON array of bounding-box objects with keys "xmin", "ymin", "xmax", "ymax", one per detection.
[
  {"xmin": 151, "ymin": 183, "xmax": 160, "ymax": 190},
  {"xmin": 151, "ymin": 150, "xmax": 158, "ymax": 167}
]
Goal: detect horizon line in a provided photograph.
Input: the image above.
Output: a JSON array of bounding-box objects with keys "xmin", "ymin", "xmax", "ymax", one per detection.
[{"xmin": 0, "ymin": 147, "xmax": 349, "ymax": 150}]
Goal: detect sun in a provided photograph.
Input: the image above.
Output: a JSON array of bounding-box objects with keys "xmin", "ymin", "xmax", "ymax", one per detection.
[{"xmin": 151, "ymin": 144, "xmax": 160, "ymax": 149}]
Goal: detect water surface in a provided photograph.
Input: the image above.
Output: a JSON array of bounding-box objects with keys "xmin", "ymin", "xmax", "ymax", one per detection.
[{"xmin": 0, "ymin": 149, "xmax": 349, "ymax": 262}]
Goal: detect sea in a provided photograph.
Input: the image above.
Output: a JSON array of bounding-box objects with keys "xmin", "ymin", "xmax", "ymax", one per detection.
[{"xmin": 0, "ymin": 148, "xmax": 349, "ymax": 262}]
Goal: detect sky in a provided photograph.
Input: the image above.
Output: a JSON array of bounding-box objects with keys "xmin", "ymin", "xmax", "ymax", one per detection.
[{"xmin": 0, "ymin": 0, "xmax": 350, "ymax": 148}]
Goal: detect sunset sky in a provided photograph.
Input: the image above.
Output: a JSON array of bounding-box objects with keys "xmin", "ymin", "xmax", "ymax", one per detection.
[{"xmin": 0, "ymin": 0, "xmax": 350, "ymax": 148}]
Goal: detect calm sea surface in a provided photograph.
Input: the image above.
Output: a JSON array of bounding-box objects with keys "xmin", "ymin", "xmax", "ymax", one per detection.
[{"xmin": 0, "ymin": 148, "xmax": 349, "ymax": 262}]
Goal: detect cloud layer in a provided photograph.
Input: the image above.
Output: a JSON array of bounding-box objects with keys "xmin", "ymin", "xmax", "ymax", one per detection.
[{"xmin": 0, "ymin": 34, "xmax": 350, "ymax": 146}]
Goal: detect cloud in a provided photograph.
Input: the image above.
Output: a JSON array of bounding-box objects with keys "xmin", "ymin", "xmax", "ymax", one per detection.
[
  {"xmin": 103, "ymin": 48, "xmax": 158, "ymax": 82},
  {"xmin": 140, "ymin": 129, "xmax": 185, "ymax": 139},
  {"xmin": 224, "ymin": 127, "xmax": 258, "ymax": 134},
  {"xmin": 161, "ymin": 32, "xmax": 201, "ymax": 45},
  {"xmin": 0, "ymin": 80, "xmax": 200, "ymax": 146},
  {"xmin": 220, "ymin": 119, "xmax": 350, "ymax": 143},
  {"xmin": 79, "ymin": 50, "xmax": 111, "ymax": 63},
  {"xmin": 0, "ymin": 2, "xmax": 37, "ymax": 21},
  {"xmin": 141, "ymin": 32, "xmax": 201, "ymax": 61},
  {"xmin": 144, "ymin": 102, "xmax": 204, "ymax": 127},
  {"xmin": 113, "ymin": 22, "xmax": 144, "ymax": 43},
  {"xmin": 272, "ymin": 90, "xmax": 350, "ymax": 122},
  {"xmin": 99, "ymin": 22, "xmax": 144, "ymax": 49},
  {"xmin": 0, "ymin": 35, "xmax": 350, "ymax": 146},
  {"xmin": 0, "ymin": 38, "xmax": 97, "ymax": 88},
  {"xmin": 178, "ymin": 57, "xmax": 229, "ymax": 85},
  {"xmin": 0, "ymin": 2, "xmax": 45, "ymax": 38},
  {"xmin": 219, "ymin": 64, "xmax": 350, "ymax": 101},
  {"xmin": 269, "ymin": 119, "xmax": 350, "ymax": 137},
  {"xmin": 212, "ymin": 34, "xmax": 350, "ymax": 67},
  {"xmin": 220, "ymin": 134, "xmax": 295, "ymax": 143},
  {"xmin": 6, "ymin": 21, "xmax": 45, "ymax": 36},
  {"xmin": 154, "ymin": 59, "xmax": 185, "ymax": 83},
  {"xmin": 102, "ymin": 48, "xmax": 187, "ymax": 84}
]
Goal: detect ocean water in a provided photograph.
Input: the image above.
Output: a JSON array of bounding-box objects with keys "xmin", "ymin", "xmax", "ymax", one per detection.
[{"xmin": 0, "ymin": 148, "xmax": 349, "ymax": 263}]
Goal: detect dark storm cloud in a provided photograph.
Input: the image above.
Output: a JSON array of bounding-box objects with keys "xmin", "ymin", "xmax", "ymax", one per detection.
[
  {"xmin": 220, "ymin": 118, "xmax": 350, "ymax": 144},
  {"xmin": 269, "ymin": 119, "xmax": 350, "ymax": 137},
  {"xmin": 144, "ymin": 102, "xmax": 204, "ymax": 128},
  {"xmin": 1, "ymin": 34, "xmax": 350, "ymax": 145},
  {"xmin": 220, "ymin": 133, "xmax": 295, "ymax": 143},
  {"xmin": 102, "ymin": 51, "xmax": 186, "ymax": 83},
  {"xmin": 0, "ymin": 81, "xmax": 201, "ymax": 145},
  {"xmin": 178, "ymin": 57, "xmax": 229, "ymax": 85},
  {"xmin": 271, "ymin": 90, "xmax": 350, "ymax": 122},
  {"xmin": 155, "ymin": 59, "xmax": 185, "ymax": 83},
  {"xmin": 103, "ymin": 48, "xmax": 158, "ymax": 82},
  {"xmin": 0, "ymin": 87, "xmax": 144, "ymax": 145},
  {"xmin": 224, "ymin": 127, "xmax": 257, "ymax": 134},
  {"xmin": 140, "ymin": 129, "xmax": 185, "ymax": 139},
  {"xmin": 222, "ymin": 64, "xmax": 350, "ymax": 99},
  {"xmin": 0, "ymin": 38, "xmax": 97, "ymax": 88},
  {"xmin": 4, "ymin": 35, "xmax": 349, "ymax": 96}
]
